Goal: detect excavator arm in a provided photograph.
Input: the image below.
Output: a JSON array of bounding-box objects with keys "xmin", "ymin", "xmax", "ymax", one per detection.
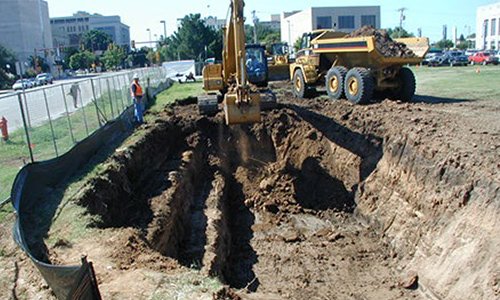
[{"xmin": 199, "ymin": 0, "xmax": 261, "ymax": 125}]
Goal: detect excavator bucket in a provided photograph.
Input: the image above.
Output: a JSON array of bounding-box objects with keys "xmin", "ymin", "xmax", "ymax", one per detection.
[
  {"xmin": 223, "ymin": 92, "xmax": 261, "ymax": 125},
  {"xmin": 394, "ymin": 37, "xmax": 430, "ymax": 58}
]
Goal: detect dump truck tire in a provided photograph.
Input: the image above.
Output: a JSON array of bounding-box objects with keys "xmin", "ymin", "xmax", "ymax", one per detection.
[
  {"xmin": 326, "ymin": 67, "xmax": 348, "ymax": 100},
  {"xmin": 395, "ymin": 67, "xmax": 416, "ymax": 102},
  {"xmin": 344, "ymin": 68, "xmax": 374, "ymax": 104},
  {"xmin": 293, "ymin": 69, "xmax": 308, "ymax": 98}
]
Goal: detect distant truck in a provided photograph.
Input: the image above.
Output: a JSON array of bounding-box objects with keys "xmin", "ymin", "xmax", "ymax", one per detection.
[{"xmin": 289, "ymin": 29, "xmax": 429, "ymax": 104}]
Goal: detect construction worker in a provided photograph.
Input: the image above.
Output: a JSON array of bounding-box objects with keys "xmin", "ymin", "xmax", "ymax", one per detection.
[
  {"xmin": 130, "ymin": 73, "xmax": 144, "ymax": 124},
  {"xmin": 68, "ymin": 82, "xmax": 80, "ymax": 108}
]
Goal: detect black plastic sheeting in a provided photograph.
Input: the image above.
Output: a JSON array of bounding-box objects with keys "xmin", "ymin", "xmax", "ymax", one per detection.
[{"xmin": 10, "ymin": 80, "xmax": 173, "ymax": 299}]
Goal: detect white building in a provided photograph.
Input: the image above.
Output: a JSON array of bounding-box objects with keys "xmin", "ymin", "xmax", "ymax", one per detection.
[
  {"xmin": 0, "ymin": 0, "xmax": 54, "ymax": 68},
  {"xmin": 204, "ymin": 16, "xmax": 227, "ymax": 30},
  {"xmin": 281, "ymin": 6, "xmax": 381, "ymax": 49},
  {"xmin": 50, "ymin": 11, "xmax": 130, "ymax": 49},
  {"xmin": 476, "ymin": 2, "xmax": 500, "ymax": 50}
]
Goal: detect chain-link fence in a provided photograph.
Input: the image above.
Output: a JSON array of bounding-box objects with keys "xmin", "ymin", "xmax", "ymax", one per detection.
[{"xmin": 0, "ymin": 67, "xmax": 167, "ymax": 202}]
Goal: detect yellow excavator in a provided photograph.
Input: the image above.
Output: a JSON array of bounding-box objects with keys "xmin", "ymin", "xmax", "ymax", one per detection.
[{"xmin": 198, "ymin": 0, "xmax": 274, "ymax": 125}]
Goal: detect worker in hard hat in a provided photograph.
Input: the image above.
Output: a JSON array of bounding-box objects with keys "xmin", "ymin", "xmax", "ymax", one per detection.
[{"xmin": 130, "ymin": 73, "xmax": 144, "ymax": 124}]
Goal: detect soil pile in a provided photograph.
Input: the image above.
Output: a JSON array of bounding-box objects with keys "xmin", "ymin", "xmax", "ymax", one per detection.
[{"xmin": 347, "ymin": 26, "xmax": 415, "ymax": 58}]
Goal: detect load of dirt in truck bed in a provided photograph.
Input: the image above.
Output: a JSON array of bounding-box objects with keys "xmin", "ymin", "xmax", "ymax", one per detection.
[
  {"xmin": 347, "ymin": 26, "xmax": 416, "ymax": 58},
  {"xmin": 3, "ymin": 82, "xmax": 499, "ymax": 299}
]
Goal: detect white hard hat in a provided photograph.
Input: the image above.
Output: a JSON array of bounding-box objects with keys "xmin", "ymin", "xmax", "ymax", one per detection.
[{"xmin": 133, "ymin": 73, "xmax": 139, "ymax": 79}]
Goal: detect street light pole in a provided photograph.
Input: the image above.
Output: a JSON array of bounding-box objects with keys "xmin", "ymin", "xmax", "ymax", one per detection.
[
  {"xmin": 147, "ymin": 28, "xmax": 151, "ymax": 47},
  {"xmin": 160, "ymin": 20, "xmax": 167, "ymax": 39}
]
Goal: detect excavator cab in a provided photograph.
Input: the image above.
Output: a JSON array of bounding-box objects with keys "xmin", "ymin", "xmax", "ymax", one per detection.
[{"xmin": 246, "ymin": 44, "xmax": 268, "ymax": 87}]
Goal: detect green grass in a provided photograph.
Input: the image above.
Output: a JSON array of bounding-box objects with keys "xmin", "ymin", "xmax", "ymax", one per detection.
[
  {"xmin": 0, "ymin": 88, "xmax": 132, "ymax": 202},
  {"xmin": 149, "ymin": 82, "xmax": 203, "ymax": 113},
  {"xmin": 413, "ymin": 65, "xmax": 500, "ymax": 101}
]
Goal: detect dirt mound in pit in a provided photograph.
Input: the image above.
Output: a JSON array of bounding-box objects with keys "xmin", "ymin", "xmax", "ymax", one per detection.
[{"xmin": 347, "ymin": 26, "xmax": 415, "ymax": 58}]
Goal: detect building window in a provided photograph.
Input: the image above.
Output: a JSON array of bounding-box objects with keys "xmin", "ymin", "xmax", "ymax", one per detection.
[
  {"xmin": 316, "ymin": 16, "xmax": 332, "ymax": 29},
  {"xmin": 338, "ymin": 16, "xmax": 355, "ymax": 29},
  {"xmin": 491, "ymin": 41, "xmax": 495, "ymax": 50},
  {"xmin": 484, "ymin": 19, "xmax": 489, "ymax": 37},
  {"xmin": 492, "ymin": 19, "xmax": 497, "ymax": 36},
  {"xmin": 361, "ymin": 15, "xmax": 376, "ymax": 28}
]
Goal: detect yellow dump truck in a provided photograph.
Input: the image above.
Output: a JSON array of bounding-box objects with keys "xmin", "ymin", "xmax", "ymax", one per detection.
[{"xmin": 289, "ymin": 29, "xmax": 429, "ymax": 104}]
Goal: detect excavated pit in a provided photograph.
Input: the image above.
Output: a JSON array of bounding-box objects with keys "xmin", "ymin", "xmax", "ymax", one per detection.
[
  {"xmin": 73, "ymin": 106, "xmax": 396, "ymax": 298},
  {"xmin": 69, "ymin": 97, "xmax": 499, "ymax": 299}
]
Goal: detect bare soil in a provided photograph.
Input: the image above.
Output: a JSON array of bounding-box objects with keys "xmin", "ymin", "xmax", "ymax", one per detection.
[
  {"xmin": 1, "ymin": 80, "xmax": 499, "ymax": 299},
  {"xmin": 347, "ymin": 26, "xmax": 416, "ymax": 58}
]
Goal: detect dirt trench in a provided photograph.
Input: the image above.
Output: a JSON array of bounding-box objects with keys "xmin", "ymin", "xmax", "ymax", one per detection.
[
  {"xmin": 63, "ymin": 104, "xmax": 418, "ymax": 299},
  {"xmin": 47, "ymin": 91, "xmax": 499, "ymax": 300}
]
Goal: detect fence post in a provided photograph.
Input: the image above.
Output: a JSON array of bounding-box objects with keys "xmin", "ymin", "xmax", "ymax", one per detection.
[
  {"xmin": 97, "ymin": 79, "xmax": 109, "ymax": 118},
  {"xmin": 17, "ymin": 93, "xmax": 34, "ymax": 163},
  {"xmin": 42, "ymin": 89, "xmax": 59, "ymax": 157},
  {"xmin": 106, "ymin": 78, "xmax": 115, "ymax": 118},
  {"xmin": 79, "ymin": 87, "xmax": 90, "ymax": 137},
  {"xmin": 22, "ymin": 91, "xmax": 32, "ymax": 128},
  {"xmin": 112, "ymin": 76, "xmax": 125, "ymax": 113},
  {"xmin": 60, "ymin": 85, "xmax": 76, "ymax": 144},
  {"xmin": 91, "ymin": 79, "xmax": 104, "ymax": 127}
]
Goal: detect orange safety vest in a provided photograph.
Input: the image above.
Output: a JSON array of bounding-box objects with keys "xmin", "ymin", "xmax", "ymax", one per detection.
[{"xmin": 130, "ymin": 81, "xmax": 143, "ymax": 97}]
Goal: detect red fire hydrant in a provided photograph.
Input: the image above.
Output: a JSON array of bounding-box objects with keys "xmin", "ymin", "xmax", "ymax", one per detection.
[{"xmin": 0, "ymin": 116, "xmax": 8, "ymax": 141}]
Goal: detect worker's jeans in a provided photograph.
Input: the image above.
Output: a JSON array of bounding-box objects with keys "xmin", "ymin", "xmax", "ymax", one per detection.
[{"xmin": 133, "ymin": 97, "xmax": 144, "ymax": 124}]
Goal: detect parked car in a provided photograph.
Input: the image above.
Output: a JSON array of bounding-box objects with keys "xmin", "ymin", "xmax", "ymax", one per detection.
[
  {"xmin": 35, "ymin": 73, "xmax": 54, "ymax": 85},
  {"xmin": 468, "ymin": 52, "xmax": 499, "ymax": 65},
  {"xmin": 444, "ymin": 51, "xmax": 469, "ymax": 66},
  {"xmin": 494, "ymin": 50, "xmax": 500, "ymax": 60},
  {"xmin": 426, "ymin": 53, "xmax": 446, "ymax": 67},
  {"xmin": 422, "ymin": 50, "xmax": 443, "ymax": 65},
  {"xmin": 28, "ymin": 78, "xmax": 38, "ymax": 87},
  {"xmin": 12, "ymin": 79, "xmax": 31, "ymax": 90}
]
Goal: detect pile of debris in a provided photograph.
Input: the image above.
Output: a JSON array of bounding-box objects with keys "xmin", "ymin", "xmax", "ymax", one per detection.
[{"xmin": 347, "ymin": 26, "xmax": 416, "ymax": 58}]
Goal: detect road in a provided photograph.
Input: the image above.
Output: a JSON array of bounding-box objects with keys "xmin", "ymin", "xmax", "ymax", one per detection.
[{"xmin": 0, "ymin": 73, "xmax": 130, "ymax": 132}]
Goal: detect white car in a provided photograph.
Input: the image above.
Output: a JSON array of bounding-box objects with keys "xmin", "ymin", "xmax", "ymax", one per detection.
[{"xmin": 12, "ymin": 79, "xmax": 31, "ymax": 90}]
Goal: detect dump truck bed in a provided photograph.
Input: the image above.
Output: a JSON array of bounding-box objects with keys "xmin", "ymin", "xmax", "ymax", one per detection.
[{"xmin": 311, "ymin": 34, "xmax": 429, "ymax": 69}]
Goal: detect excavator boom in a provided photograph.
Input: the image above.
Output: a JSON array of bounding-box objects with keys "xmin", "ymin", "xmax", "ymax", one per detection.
[{"xmin": 199, "ymin": 0, "xmax": 261, "ymax": 125}]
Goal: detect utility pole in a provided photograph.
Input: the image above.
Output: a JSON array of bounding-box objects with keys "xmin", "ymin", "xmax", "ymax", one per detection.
[
  {"xmin": 252, "ymin": 10, "xmax": 258, "ymax": 44},
  {"xmin": 160, "ymin": 20, "xmax": 167, "ymax": 40},
  {"xmin": 397, "ymin": 7, "xmax": 407, "ymax": 38}
]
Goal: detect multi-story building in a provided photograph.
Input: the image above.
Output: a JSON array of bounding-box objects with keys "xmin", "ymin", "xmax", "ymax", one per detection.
[
  {"xmin": 259, "ymin": 14, "xmax": 281, "ymax": 31},
  {"xmin": 50, "ymin": 11, "xmax": 130, "ymax": 50},
  {"xmin": 0, "ymin": 0, "xmax": 54, "ymax": 68},
  {"xmin": 203, "ymin": 16, "xmax": 227, "ymax": 31},
  {"xmin": 476, "ymin": 2, "xmax": 500, "ymax": 50},
  {"xmin": 281, "ymin": 6, "xmax": 381, "ymax": 49}
]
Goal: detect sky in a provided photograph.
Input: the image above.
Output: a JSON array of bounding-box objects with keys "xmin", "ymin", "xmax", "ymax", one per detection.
[{"xmin": 44, "ymin": 0, "xmax": 497, "ymax": 44}]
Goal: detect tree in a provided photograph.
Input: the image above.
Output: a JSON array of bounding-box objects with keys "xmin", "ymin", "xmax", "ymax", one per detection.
[
  {"xmin": 28, "ymin": 55, "xmax": 50, "ymax": 73},
  {"xmin": 161, "ymin": 14, "xmax": 222, "ymax": 61},
  {"xmin": 69, "ymin": 51, "xmax": 95, "ymax": 70},
  {"xmin": 245, "ymin": 24, "xmax": 281, "ymax": 45},
  {"xmin": 456, "ymin": 34, "xmax": 468, "ymax": 50},
  {"xmin": 293, "ymin": 37, "xmax": 302, "ymax": 52},
  {"xmin": 81, "ymin": 30, "xmax": 112, "ymax": 52},
  {"xmin": 386, "ymin": 27, "xmax": 415, "ymax": 39},
  {"xmin": 0, "ymin": 44, "xmax": 17, "ymax": 89},
  {"xmin": 102, "ymin": 44, "xmax": 126, "ymax": 70},
  {"xmin": 127, "ymin": 48, "xmax": 149, "ymax": 67},
  {"xmin": 435, "ymin": 39, "xmax": 454, "ymax": 50}
]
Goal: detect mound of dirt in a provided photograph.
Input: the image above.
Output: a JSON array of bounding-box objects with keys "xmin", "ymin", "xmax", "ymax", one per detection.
[{"xmin": 347, "ymin": 26, "xmax": 415, "ymax": 58}]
